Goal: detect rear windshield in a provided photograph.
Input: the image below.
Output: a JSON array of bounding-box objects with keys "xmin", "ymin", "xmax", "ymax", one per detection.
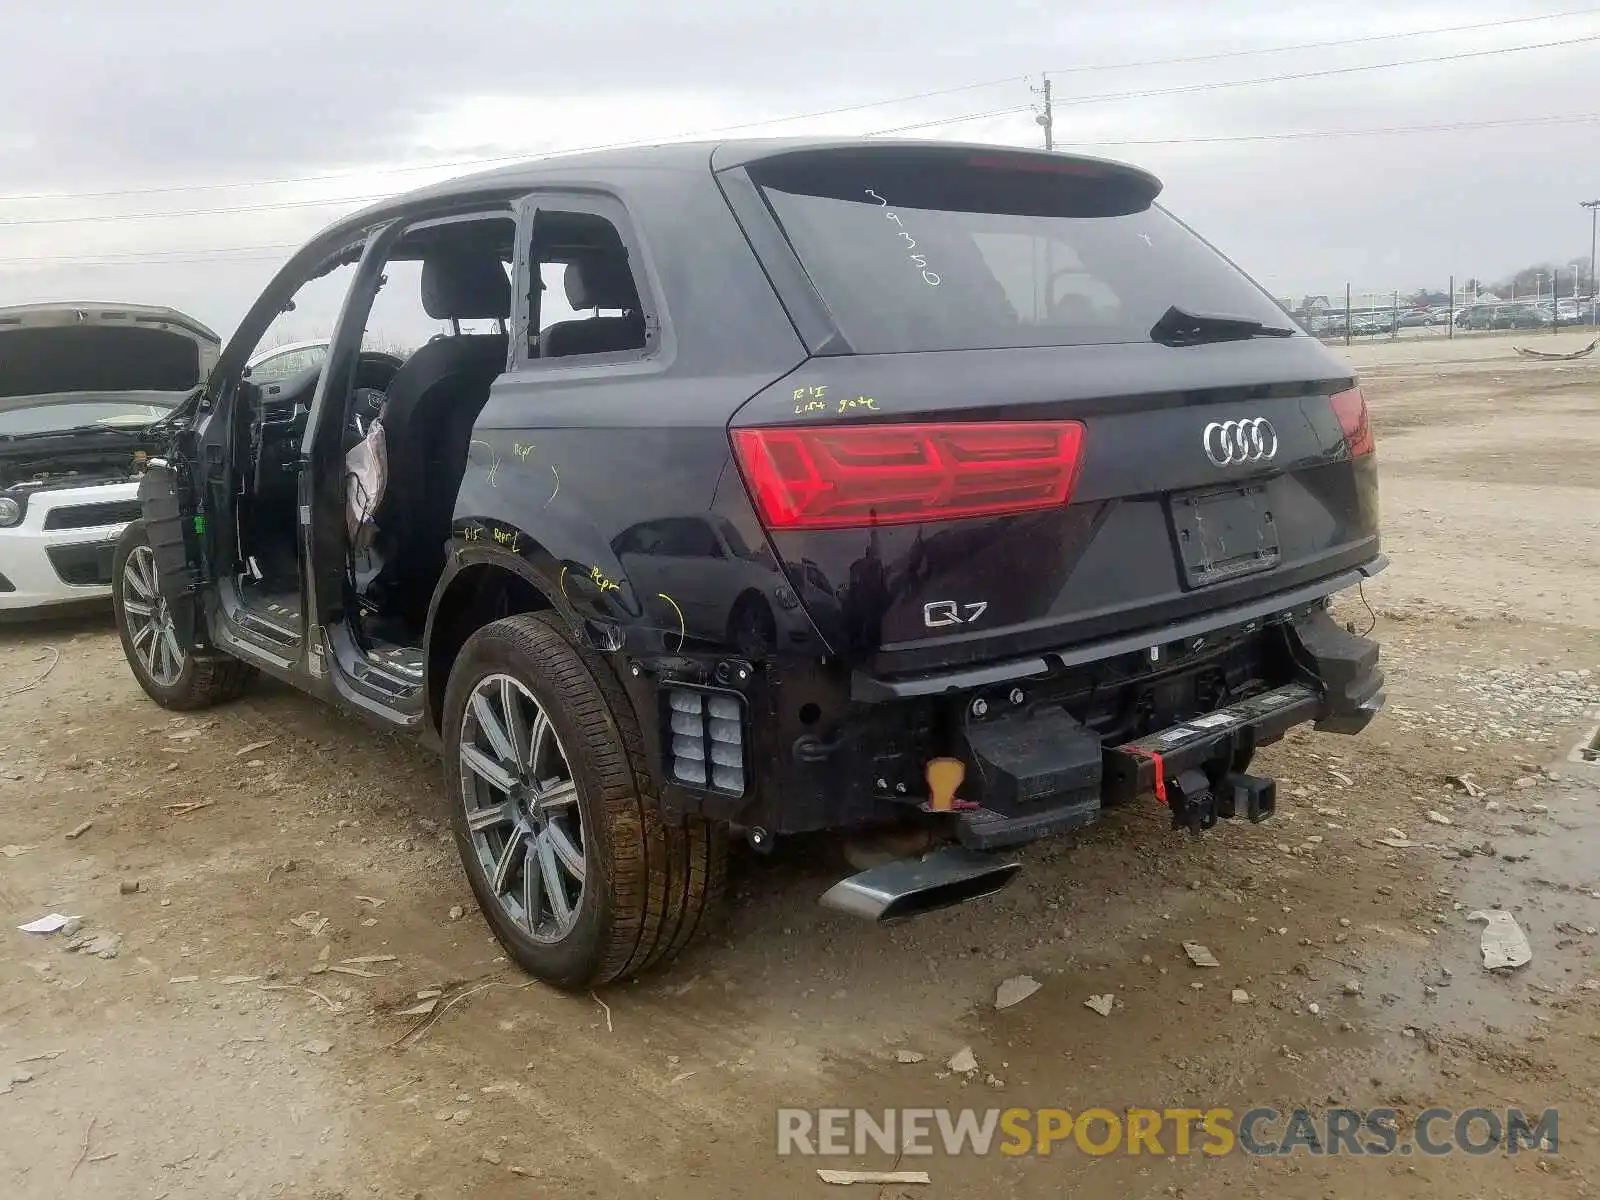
[
  {"xmin": 0, "ymin": 326, "xmax": 202, "ymax": 399},
  {"xmin": 748, "ymin": 152, "xmax": 1295, "ymax": 353}
]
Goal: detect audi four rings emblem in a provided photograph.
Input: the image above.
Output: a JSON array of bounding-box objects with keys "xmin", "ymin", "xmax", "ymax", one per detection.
[{"xmin": 1202, "ymin": 417, "xmax": 1278, "ymax": 467}]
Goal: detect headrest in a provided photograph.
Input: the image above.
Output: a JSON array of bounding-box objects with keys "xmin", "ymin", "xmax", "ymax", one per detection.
[
  {"xmin": 563, "ymin": 252, "xmax": 639, "ymax": 311},
  {"xmin": 421, "ymin": 254, "xmax": 511, "ymax": 321}
]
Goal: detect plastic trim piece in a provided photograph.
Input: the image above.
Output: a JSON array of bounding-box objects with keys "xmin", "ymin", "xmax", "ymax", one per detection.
[{"xmin": 851, "ymin": 557, "xmax": 1387, "ymax": 701}]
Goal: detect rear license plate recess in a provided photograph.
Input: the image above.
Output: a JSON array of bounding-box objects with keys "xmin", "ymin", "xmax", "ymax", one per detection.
[{"xmin": 1170, "ymin": 483, "xmax": 1280, "ymax": 588}]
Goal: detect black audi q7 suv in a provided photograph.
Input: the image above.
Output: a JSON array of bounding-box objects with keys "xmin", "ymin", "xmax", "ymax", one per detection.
[{"xmin": 113, "ymin": 138, "xmax": 1384, "ymax": 988}]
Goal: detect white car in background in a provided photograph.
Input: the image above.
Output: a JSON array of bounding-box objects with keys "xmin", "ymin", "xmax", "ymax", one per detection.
[
  {"xmin": 0, "ymin": 302, "xmax": 221, "ymax": 615},
  {"xmin": 244, "ymin": 339, "xmax": 328, "ymax": 385}
]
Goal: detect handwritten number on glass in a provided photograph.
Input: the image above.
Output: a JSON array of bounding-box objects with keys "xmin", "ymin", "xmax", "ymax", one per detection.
[{"xmin": 865, "ymin": 189, "xmax": 941, "ymax": 287}]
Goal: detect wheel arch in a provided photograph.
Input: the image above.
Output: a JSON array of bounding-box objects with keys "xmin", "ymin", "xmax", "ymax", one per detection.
[{"xmin": 424, "ymin": 550, "xmax": 571, "ymax": 732}]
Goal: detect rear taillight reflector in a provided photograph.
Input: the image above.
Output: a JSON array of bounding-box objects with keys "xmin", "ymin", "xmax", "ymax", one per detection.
[
  {"xmin": 1329, "ymin": 386, "xmax": 1374, "ymax": 457},
  {"xmin": 730, "ymin": 421, "xmax": 1086, "ymax": 531}
]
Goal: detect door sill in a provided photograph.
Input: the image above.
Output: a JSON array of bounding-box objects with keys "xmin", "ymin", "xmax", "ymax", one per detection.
[{"xmin": 234, "ymin": 587, "xmax": 304, "ymax": 649}]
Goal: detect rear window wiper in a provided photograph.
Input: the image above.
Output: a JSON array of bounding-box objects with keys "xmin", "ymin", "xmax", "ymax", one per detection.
[{"xmin": 1150, "ymin": 305, "xmax": 1296, "ymax": 347}]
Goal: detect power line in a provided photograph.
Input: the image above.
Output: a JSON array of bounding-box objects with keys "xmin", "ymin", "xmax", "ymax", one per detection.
[
  {"xmin": 2, "ymin": 101, "xmax": 1043, "ymax": 223},
  {"xmin": 1059, "ymin": 111, "xmax": 1600, "ymax": 147},
  {"xmin": 5, "ymin": 25, "xmax": 1599, "ymax": 245},
  {"xmin": 1045, "ymin": 6, "xmax": 1600, "ymax": 74},
  {"xmin": 869, "ymin": 103, "xmax": 1600, "ymax": 142},
  {"xmin": 8, "ymin": 108, "xmax": 1596, "ymax": 271},
  {"xmin": 864, "ymin": 34, "xmax": 1600, "ymax": 136},
  {"xmin": 5, "ymin": 253, "xmax": 290, "ymax": 270},
  {"xmin": 867, "ymin": 105, "xmax": 1035, "ymax": 136},
  {"xmin": 5, "ymin": 106, "xmax": 1597, "ymax": 270},
  {"xmin": 0, "ymin": 158, "xmax": 524, "ymax": 205},
  {"xmin": 4, "ymin": 6, "xmax": 1593, "ymax": 210},
  {"xmin": 1047, "ymin": 31, "xmax": 1600, "ymax": 109},
  {"xmin": 0, "ymin": 244, "xmax": 298, "ymax": 267},
  {"xmin": 0, "ymin": 193, "xmax": 390, "ymax": 229},
  {"xmin": 0, "ymin": 77, "xmax": 1022, "ymax": 206}
]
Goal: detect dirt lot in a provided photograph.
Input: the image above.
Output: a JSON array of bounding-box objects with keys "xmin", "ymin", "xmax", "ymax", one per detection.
[{"xmin": 3, "ymin": 333, "xmax": 1599, "ymax": 1199}]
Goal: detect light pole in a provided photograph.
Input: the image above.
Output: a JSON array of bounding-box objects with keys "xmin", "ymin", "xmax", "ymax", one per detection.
[{"xmin": 1584, "ymin": 200, "xmax": 1599, "ymax": 326}]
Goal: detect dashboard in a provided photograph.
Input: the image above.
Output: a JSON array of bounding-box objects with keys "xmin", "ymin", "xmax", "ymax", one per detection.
[
  {"xmin": 254, "ymin": 351, "xmax": 404, "ymax": 429},
  {"xmin": 249, "ymin": 351, "xmax": 405, "ymax": 489}
]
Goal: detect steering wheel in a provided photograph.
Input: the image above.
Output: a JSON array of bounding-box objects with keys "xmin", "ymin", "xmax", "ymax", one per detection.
[
  {"xmin": 347, "ymin": 351, "xmax": 405, "ymax": 442},
  {"xmin": 350, "ymin": 387, "xmax": 386, "ymax": 430}
]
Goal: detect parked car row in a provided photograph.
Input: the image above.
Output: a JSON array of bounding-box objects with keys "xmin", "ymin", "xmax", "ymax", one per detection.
[
  {"xmin": 1307, "ymin": 298, "xmax": 1598, "ymax": 338},
  {"xmin": 1310, "ymin": 312, "xmax": 1403, "ymax": 336},
  {"xmin": 1455, "ymin": 302, "xmax": 1553, "ymax": 330}
]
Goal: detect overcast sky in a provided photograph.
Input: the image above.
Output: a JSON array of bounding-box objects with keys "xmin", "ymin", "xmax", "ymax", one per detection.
[{"xmin": 0, "ymin": 0, "xmax": 1596, "ymax": 345}]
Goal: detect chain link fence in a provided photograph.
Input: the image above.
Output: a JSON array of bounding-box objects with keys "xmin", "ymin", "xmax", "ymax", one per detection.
[{"xmin": 1272, "ymin": 273, "xmax": 1598, "ymax": 346}]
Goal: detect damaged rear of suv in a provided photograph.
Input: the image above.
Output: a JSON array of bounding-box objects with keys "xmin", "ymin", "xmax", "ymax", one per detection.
[
  {"xmin": 111, "ymin": 138, "xmax": 1381, "ymax": 989},
  {"xmin": 717, "ymin": 145, "xmax": 1383, "ymax": 915}
]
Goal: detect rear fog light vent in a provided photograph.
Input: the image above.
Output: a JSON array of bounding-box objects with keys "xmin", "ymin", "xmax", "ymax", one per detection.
[{"xmin": 665, "ymin": 687, "xmax": 747, "ymax": 795}]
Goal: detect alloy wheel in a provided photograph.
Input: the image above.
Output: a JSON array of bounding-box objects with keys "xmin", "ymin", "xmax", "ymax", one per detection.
[
  {"xmin": 122, "ymin": 544, "xmax": 184, "ymax": 687},
  {"xmin": 458, "ymin": 673, "xmax": 586, "ymax": 943}
]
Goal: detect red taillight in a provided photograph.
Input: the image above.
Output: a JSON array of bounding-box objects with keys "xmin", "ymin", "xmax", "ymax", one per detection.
[
  {"xmin": 730, "ymin": 421, "xmax": 1086, "ymax": 531},
  {"xmin": 1329, "ymin": 386, "xmax": 1374, "ymax": 457}
]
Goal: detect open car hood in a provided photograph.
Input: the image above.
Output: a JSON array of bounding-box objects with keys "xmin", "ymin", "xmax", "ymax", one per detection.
[{"xmin": 0, "ymin": 302, "xmax": 221, "ymax": 404}]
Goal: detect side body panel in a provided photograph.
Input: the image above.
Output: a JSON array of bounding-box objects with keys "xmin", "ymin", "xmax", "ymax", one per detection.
[
  {"xmin": 437, "ymin": 165, "xmax": 818, "ymax": 813},
  {"xmin": 447, "ymin": 165, "xmax": 815, "ymax": 665}
]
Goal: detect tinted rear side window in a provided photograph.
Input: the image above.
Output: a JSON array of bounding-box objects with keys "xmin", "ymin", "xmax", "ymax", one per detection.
[{"xmin": 747, "ymin": 150, "xmax": 1294, "ymax": 353}]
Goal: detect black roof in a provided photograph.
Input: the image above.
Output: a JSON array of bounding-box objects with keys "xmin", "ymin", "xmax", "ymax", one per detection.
[{"xmin": 333, "ymin": 137, "xmax": 1159, "ymax": 240}]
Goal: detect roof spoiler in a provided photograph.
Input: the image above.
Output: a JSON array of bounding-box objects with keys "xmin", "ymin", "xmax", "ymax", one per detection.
[{"xmin": 710, "ymin": 138, "xmax": 1163, "ymax": 209}]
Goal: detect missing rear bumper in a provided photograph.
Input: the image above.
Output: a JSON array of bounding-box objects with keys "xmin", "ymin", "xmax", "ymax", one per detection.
[
  {"xmin": 1104, "ymin": 681, "xmax": 1322, "ymax": 805},
  {"xmin": 681, "ymin": 589, "xmax": 1384, "ymax": 844}
]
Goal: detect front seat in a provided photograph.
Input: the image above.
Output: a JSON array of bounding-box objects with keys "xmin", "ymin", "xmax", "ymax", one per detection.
[
  {"xmin": 372, "ymin": 253, "xmax": 510, "ymax": 624},
  {"xmin": 540, "ymin": 251, "xmax": 645, "ymax": 358}
]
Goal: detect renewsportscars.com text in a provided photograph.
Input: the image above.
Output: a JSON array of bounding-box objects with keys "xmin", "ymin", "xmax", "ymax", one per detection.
[{"xmin": 776, "ymin": 1106, "xmax": 1558, "ymax": 1158}]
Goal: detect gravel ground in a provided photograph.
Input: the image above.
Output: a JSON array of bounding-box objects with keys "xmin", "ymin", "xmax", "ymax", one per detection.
[{"xmin": 1, "ymin": 334, "xmax": 1598, "ymax": 1199}]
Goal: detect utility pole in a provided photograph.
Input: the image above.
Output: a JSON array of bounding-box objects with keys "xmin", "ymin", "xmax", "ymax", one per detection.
[
  {"xmin": 1584, "ymin": 199, "xmax": 1599, "ymax": 327},
  {"xmin": 1033, "ymin": 74, "xmax": 1056, "ymax": 319},
  {"xmin": 1034, "ymin": 75, "xmax": 1054, "ymax": 151}
]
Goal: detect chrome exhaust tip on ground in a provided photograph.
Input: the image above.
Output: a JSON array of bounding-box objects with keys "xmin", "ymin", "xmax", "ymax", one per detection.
[{"xmin": 819, "ymin": 845, "xmax": 1022, "ymax": 922}]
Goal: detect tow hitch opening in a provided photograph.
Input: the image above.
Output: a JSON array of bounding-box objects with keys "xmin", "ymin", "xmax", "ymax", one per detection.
[{"xmin": 1164, "ymin": 768, "xmax": 1277, "ymax": 836}]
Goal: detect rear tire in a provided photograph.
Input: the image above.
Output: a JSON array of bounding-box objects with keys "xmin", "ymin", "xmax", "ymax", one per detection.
[
  {"xmin": 443, "ymin": 611, "xmax": 726, "ymax": 990},
  {"xmin": 112, "ymin": 520, "xmax": 254, "ymax": 710}
]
